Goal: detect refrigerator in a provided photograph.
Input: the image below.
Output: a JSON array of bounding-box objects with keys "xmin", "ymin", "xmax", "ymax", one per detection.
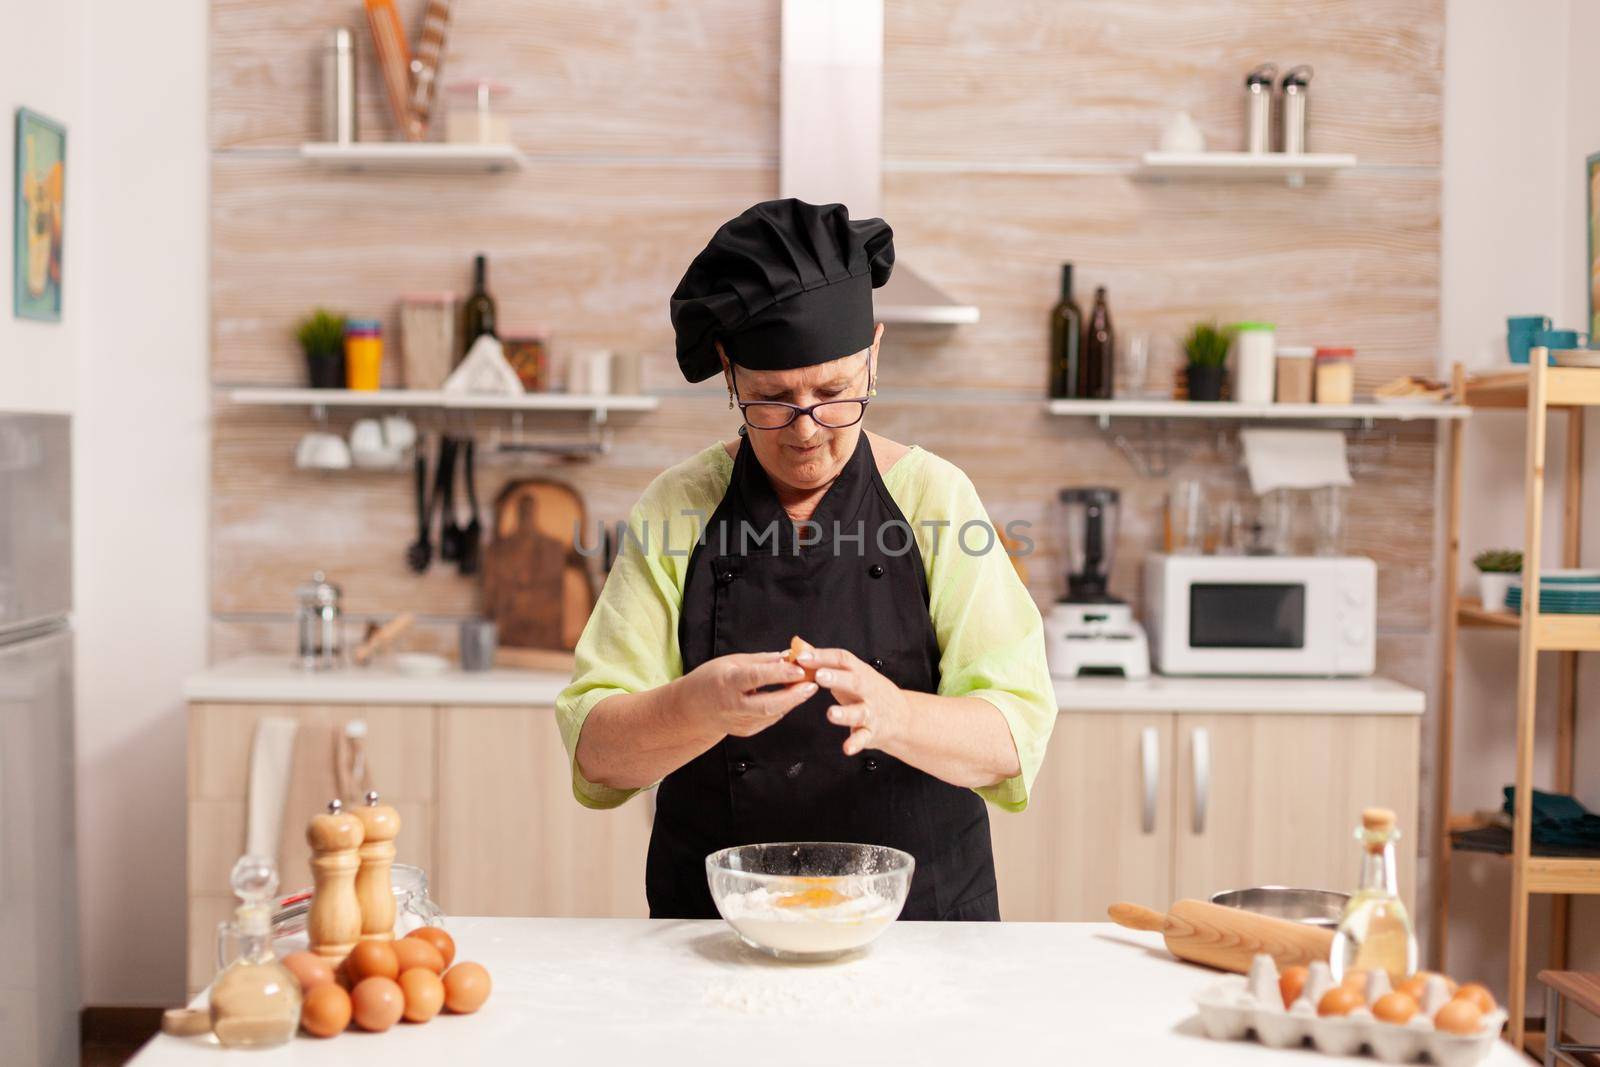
[{"xmin": 0, "ymin": 413, "xmax": 79, "ymax": 1066}]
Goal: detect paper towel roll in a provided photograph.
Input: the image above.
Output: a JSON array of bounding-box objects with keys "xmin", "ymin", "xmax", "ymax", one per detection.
[{"xmin": 1239, "ymin": 428, "xmax": 1352, "ymax": 495}]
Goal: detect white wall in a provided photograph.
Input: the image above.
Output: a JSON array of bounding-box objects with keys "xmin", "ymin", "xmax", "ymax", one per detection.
[
  {"xmin": 6, "ymin": 0, "xmax": 210, "ymax": 1006},
  {"xmin": 72, "ymin": 0, "xmax": 210, "ymax": 1005},
  {"xmin": 1440, "ymin": 0, "xmax": 1600, "ymax": 1012},
  {"xmin": 0, "ymin": 0, "xmax": 85, "ymax": 413}
]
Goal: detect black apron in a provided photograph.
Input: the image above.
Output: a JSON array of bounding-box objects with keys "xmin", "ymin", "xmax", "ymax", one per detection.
[{"xmin": 645, "ymin": 433, "xmax": 1000, "ymax": 921}]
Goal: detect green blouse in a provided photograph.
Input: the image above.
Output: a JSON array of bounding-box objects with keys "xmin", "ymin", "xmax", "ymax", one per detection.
[{"xmin": 555, "ymin": 442, "xmax": 1057, "ymax": 813}]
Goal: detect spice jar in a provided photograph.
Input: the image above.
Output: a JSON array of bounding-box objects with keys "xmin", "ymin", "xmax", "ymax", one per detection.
[
  {"xmin": 1314, "ymin": 347, "xmax": 1356, "ymax": 404},
  {"xmin": 400, "ymin": 294, "xmax": 456, "ymax": 390},
  {"xmin": 344, "ymin": 319, "xmax": 384, "ymax": 391},
  {"xmin": 1275, "ymin": 345, "xmax": 1315, "ymax": 404},
  {"xmin": 1231, "ymin": 321, "xmax": 1276, "ymax": 405}
]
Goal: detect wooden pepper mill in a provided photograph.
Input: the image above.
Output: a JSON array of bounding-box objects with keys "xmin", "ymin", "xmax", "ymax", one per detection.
[
  {"xmin": 353, "ymin": 790, "xmax": 401, "ymax": 941},
  {"xmin": 306, "ymin": 798, "xmax": 364, "ymax": 961}
]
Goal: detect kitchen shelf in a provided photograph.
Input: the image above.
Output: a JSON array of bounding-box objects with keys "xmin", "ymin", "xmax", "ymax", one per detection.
[
  {"xmin": 1456, "ymin": 598, "xmax": 1520, "ymax": 629},
  {"xmin": 225, "ymin": 387, "xmax": 657, "ymax": 417},
  {"xmin": 1135, "ymin": 151, "xmax": 1357, "ymax": 186},
  {"xmin": 1045, "ymin": 397, "xmax": 1469, "ymax": 430},
  {"xmin": 1433, "ymin": 351, "xmax": 1595, "ymax": 1046},
  {"xmin": 1462, "ymin": 363, "xmax": 1600, "ymax": 409},
  {"xmin": 299, "ymin": 142, "xmax": 528, "ymax": 172}
]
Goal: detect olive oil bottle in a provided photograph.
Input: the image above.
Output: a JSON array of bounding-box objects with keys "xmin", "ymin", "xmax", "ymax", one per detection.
[{"xmin": 1329, "ymin": 808, "xmax": 1417, "ymax": 983}]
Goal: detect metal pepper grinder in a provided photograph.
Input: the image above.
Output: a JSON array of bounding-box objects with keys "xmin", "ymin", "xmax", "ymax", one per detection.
[
  {"xmin": 295, "ymin": 571, "xmax": 344, "ymax": 671},
  {"xmin": 1244, "ymin": 63, "xmax": 1277, "ymax": 153},
  {"xmin": 1279, "ymin": 65, "xmax": 1313, "ymax": 154}
]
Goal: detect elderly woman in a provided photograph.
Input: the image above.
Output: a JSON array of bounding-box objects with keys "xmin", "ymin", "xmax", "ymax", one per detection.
[{"xmin": 556, "ymin": 199, "xmax": 1055, "ymax": 921}]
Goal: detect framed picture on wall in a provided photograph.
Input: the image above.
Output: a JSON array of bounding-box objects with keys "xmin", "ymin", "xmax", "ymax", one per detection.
[
  {"xmin": 1589, "ymin": 151, "xmax": 1600, "ymax": 340},
  {"xmin": 13, "ymin": 108, "xmax": 66, "ymax": 322}
]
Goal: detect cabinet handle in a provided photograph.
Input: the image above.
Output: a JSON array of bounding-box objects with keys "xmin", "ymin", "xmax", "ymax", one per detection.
[
  {"xmin": 1191, "ymin": 726, "xmax": 1211, "ymax": 835},
  {"xmin": 1140, "ymin": 726, "xmax": 1159, "ymax": 835}
]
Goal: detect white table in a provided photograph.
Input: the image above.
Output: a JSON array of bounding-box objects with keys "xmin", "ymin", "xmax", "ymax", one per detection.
[{"xmin": 130, "ymin": 919, "xmax": 1524, "ymax": 1066}]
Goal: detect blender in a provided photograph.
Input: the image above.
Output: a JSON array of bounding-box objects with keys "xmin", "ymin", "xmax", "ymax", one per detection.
[{"xmin": 1044, "ymin": 487, "xmax": 1150, "ymax": 679}]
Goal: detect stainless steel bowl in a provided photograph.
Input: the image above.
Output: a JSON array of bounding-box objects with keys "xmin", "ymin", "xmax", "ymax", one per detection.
[{"xmin": 1209, "ymin": 886, "xmax": 1350, "ymax": 929}]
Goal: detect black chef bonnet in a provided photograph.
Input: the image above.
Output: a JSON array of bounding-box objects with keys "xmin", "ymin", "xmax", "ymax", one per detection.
[{"xmin": 669, "ymin": 198, "xmax": 894, "ymax": 383}]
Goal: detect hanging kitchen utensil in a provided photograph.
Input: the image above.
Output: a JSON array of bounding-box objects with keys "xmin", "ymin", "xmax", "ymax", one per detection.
[
  {"xmin": 438, "ymin": 435, "xmax": 464, "ymax": 564},
  {"xmin": 406, "ymin": 449, "xmax": 432, "ymax": 573},
  {"xmin": 459, "ymin": 438, "xmax": 483, "ymax": 576}
]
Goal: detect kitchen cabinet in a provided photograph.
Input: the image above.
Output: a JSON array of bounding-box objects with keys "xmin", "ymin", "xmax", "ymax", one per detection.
[
  {"xmin": 434, "ymin": 705, "xmax": 653, "ymax": 919},
  {"xmin": 990, "ymin": 713, "xmax": 1173, "ymax": 922},
  {"xmin": 186, "ymin": 702, "xmax": 436, "ymax": 994},
  {"xmin": 1171, "ymin": 714, "xmax": 1419, "ymax": 903},
  {"xmin": 991, "ymin": 710, "xmax": 1419, "ymax": 922},
  {"xmin": 186, "ymin": 698, "xmax": 652, "ymax": 993}
]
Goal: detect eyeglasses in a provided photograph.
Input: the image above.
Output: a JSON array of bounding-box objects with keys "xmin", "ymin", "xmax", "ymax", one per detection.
[{"xmin": 731, "ymin": 365, "xmax": 874, "ymax": 430}]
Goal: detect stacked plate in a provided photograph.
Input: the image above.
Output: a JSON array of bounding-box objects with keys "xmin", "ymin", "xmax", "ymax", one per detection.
[{"xmin": 1507, "ymin": 570, "xmax": 1600, "ymax": 614}]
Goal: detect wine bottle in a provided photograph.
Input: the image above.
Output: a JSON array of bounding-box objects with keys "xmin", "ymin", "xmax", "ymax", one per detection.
[
  {"xmin": 1081, "ymin": 285, "xmax": 1114, "ymax": 399},
  {"xmin": 1047, "ymin": 263, "xmax": 1084, "ymax": 398},
  {"xmin": 460, "ymin": 253, "xmax": 497, "ymax": 362}
]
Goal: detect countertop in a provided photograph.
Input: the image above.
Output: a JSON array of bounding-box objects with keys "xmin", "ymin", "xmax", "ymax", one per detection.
[
  {"xmin": 129, "ymin": 918, "xmax": 1518, "ymax": 1066},
  {"xmin": 185, "ymin": 656, "xmax": 1424, "ymax": 715}
]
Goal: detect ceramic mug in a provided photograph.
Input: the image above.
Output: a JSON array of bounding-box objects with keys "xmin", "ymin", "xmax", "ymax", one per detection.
[
  {"xmin": 1506, "ymin": 315, "xmax": 1551, "ymax": 364},
  {"xmin": 294, "ymin": 431, "xmax": 352, "ymax": 470},
  {"xmin": 1532, "ymin": 328, "xmax": 1588, "ymax": 352}
]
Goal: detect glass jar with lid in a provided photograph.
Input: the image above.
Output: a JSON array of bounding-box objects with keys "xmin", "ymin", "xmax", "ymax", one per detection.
[
  {"xmin": 1314, "ymin": 347, "xmax": 1356, "ymax": 404},
  {"xmin": 295, "ymin": 571, "xmax": 343, "ymax": 671}
]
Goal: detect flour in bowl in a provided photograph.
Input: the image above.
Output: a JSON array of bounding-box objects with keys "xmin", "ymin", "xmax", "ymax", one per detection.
[{"xmin": 715, "ymin": 884, "xmax": 900, "ymax": 956}]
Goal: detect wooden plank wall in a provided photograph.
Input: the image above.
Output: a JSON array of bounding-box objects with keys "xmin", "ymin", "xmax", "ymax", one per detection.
[{"xmin": 209, "ymin": 0, "xmax": 1443, "ymax": 701}]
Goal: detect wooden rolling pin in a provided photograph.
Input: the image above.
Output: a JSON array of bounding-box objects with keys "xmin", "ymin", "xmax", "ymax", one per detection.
[{"xmin": 1108, "ymin": 899, "xmax": 1334, "ymax": 974}]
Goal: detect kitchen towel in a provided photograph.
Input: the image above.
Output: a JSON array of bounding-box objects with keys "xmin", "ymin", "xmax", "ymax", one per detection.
[
  {"xmin": 1238, "ymin": 428, "xmax": 1352, "ymax": 495},
  {"xmin": 245, "ymin": 716, "xmax": 298, "ymax": 860}
]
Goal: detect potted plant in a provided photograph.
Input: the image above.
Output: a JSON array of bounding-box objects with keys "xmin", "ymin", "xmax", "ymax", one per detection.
[
  {"xmin": 1182, "ymin": 321, "xmax": 1233, "ymax": 402},
  {"xmin": 297, "ymin": 308, "xmax": 348, "ymax": 389},
  {"xmin": 1473, "ymin": 548, "xmax": 1522, "ymax": 612}
]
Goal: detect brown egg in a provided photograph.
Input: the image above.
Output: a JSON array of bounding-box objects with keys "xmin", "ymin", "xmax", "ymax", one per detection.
[
  {"xmin": 406, "ymin": 926, "xmax": 456, "ymax": 970},
  {"xmin": 350, "ymin": 976, "xmax": 405, "ymax": 1032},
  {"xmin": 333, "ymin": 957, "xmax": 353, "ymax": 991},
  {"xmin": 399, "ymin": 967, "xmax": 445, "ymax": 1023},
  {"xmin": 393, "ymin": 937, "xmax": 445, "ymax": 975},
  {"xmin": 1396, "ymin": 974, "xmax": 1429, "ymax": 1002},
  {"xmin": 1373, "ymin": 991, "xmax": 1419, "ymax": 1025},
  {"xmin": 1435, "ymin": 997, "xmax": 1485, "ymax": 1035},
  {"xmin": 442, "ymin": 962, "xmax": 492, "ymax": 1014},
  {"xmin": 299, "ymin": 983, "xmax": 351, "ymax": 1038},
  {"xmin": 1279, "ymin": 965, "xmax": 1309, "ymax": 1009},
  {"xmin": 1453, "ymin": 982, "xmax": 1496, "ymax": 1014},
  {"xmin": 1341, "ymin": 968, "xmax": 1370, "ymax": 990},
  {"xmin": 346, "ymin": 940, "xmax": 399, "ymax": 984},
  {"xmin": 1318, "ymin": 986, "xmax": 1365, "ymax": 1017},
  {"xmin": 281, "ymin": 951, "xmax": 336, "ymax": 993}
]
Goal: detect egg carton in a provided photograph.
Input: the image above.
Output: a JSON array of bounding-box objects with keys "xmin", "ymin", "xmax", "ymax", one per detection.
[{"xmin": 1192, "ymin": 957, "xmax": 1507, "ymax": 1067}]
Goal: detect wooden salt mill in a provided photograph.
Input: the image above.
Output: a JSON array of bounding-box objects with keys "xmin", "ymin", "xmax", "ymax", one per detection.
[
  {"xmin": 306, "ymin": 798, "xmax": 364, "ymax": 961},
  {"xmin": 353, "ymin": 790, "xmax": 401, "ymax": 941}
]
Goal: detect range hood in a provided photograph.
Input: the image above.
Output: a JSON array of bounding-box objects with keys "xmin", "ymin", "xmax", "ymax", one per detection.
[{"xmin": 779, "ymin": 0, "xmax": 980, "ymax": 326}]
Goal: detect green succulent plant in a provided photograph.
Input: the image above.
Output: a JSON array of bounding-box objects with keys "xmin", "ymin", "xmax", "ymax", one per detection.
[
  {"xmin": 295, "ymin": 308, "xmax": 347, "ymax": 359},
  {"xmin": 1182, "ymin": 321, "xmax": 1235, "ymax": 369},
  {"xmin": 1472, "ymin": 548, "xmax": 1523, "ymax": 573}
]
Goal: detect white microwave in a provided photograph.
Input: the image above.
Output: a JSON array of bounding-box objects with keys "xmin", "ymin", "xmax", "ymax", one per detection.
[{"xmin": 1142, "ymin": 554, "xmax": 1376, "ymax": 677}]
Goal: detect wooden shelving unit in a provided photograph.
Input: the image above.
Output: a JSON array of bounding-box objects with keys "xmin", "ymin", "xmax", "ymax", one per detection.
[{"xmin": 1433, "ymin": 352, "xmax": 1599, "ymax": 1050}]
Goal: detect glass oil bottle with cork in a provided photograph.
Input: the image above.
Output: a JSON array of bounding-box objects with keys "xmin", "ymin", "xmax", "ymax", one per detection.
[
  {"xmin": 1329, "ymin": 807, "xmax": 1416, "ymax": 983},
  {"xmin": 209, "ymin": 855, "xmax": 301, "ymax": 1047}
]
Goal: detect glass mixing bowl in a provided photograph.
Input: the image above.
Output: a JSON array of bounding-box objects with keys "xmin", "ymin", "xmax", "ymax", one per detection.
[{"xmin": 705, "ymin": 842, "xmax": 914, "ymax": 961}]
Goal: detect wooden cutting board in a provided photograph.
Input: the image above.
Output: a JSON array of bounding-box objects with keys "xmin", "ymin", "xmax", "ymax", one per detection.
[
  {"xmin": 482, "ymin": 478, "xmax": 595, "ymax": 651},
  {"xmin": 1108, "ymin": 899, "xmax": 1334, "ymax": 974}
]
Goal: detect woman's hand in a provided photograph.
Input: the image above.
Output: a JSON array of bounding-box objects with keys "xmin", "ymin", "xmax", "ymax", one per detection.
[
  {"xmin": 801, "ymin": 648, "xmax": 912, "ymax": 757},
  {"xmin": 674, "ymin": 651, "xmax": 816, "ymax": 739}
]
